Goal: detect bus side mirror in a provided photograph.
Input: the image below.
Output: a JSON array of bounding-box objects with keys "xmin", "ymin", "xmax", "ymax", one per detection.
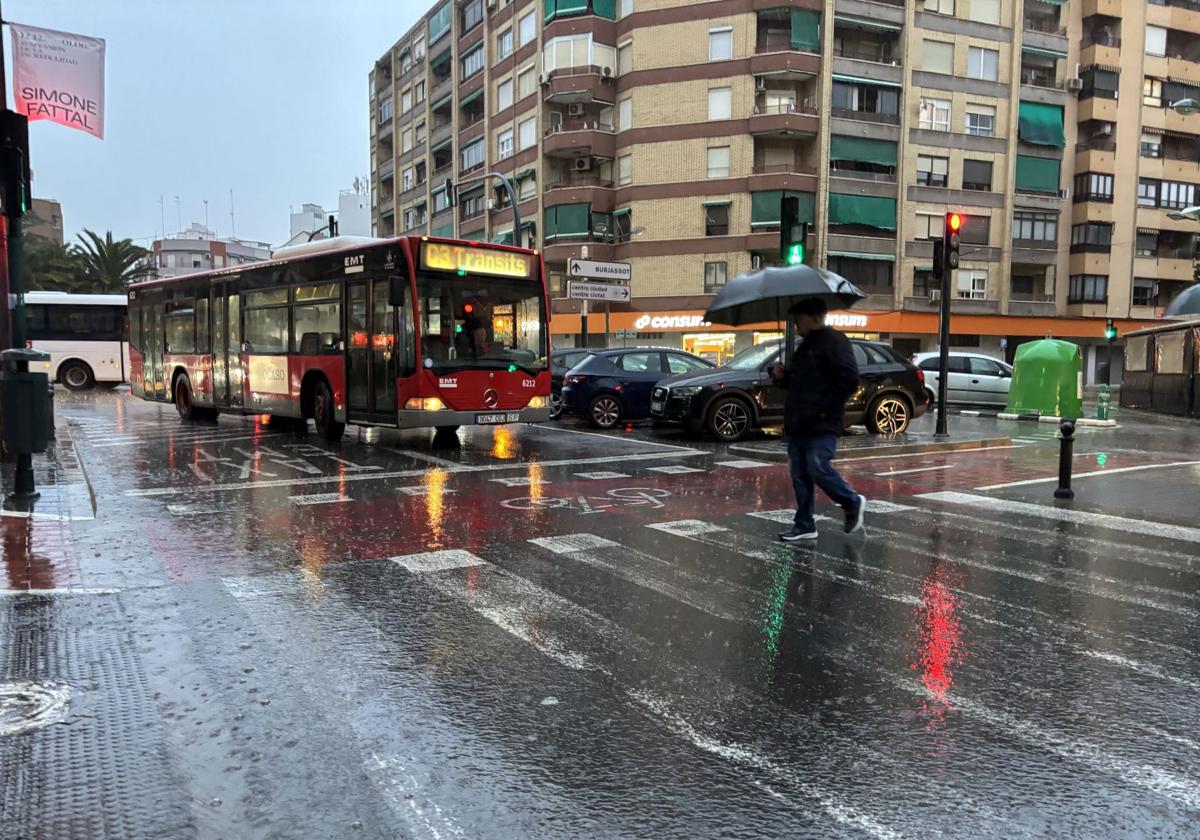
[{"xmin": 389, "ymin": 274, "xmax": 407, "ymax": 307}]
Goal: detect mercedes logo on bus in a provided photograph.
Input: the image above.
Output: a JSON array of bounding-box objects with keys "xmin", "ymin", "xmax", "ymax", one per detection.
[{"xmin": 483, "ymin": 389, "xmax": 499, "ymax": 408}]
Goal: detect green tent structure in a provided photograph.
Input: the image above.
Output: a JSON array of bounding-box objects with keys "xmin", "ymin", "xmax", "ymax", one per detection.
[{"xmin": 1005, "ymin": 339, "xmax": 1083, "ymax": 417}]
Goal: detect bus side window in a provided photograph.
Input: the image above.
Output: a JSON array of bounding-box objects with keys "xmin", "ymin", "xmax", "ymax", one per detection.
[
  {"xmin": 129, "ymin": 305, "xmax": 141, "ymax": 350},
  {"xmin": 196, "ymin": 297, "xmax": 210, "ymax": 354},
  {"xmin": 25, "ymin": 304, "xmax": 47, "ymax": 341},
  {"xmin": 397, "ymin": 281, "xmax": 416, "ymax": 375}
]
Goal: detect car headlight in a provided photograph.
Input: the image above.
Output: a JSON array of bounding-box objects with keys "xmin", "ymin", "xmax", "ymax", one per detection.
[{"xmin": 671, "ymin": 386, "xmax": 702, "ymax": 397}]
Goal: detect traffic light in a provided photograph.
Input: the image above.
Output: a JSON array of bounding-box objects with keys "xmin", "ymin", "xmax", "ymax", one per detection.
[
  {"xmin": 944, "ymin": 212, "xmax": 963, "ymax": 270},
  {"xmin": 780, "ymin": 196, "xmax": 806, "ymax": 265},
  {"xmin": 1104, "ymin": 318, "xmax": 1117, "ymax": 342},
  {"xmin": 0, "ymin": 111, "xmax": 31, "ymax": 219}
]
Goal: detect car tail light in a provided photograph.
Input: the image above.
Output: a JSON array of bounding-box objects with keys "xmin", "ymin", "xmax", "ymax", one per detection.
[
  {"xmin": 565, "ymin": 374, "xmax": 586, "ymax": 385},
  {"xmin": 915, "ymin": 368, "xmax": 925, "ymax": 385}
]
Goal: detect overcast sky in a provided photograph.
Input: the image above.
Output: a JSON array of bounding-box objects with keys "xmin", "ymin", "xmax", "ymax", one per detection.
[{"xmin": 5, "ymin": 0, "xmax": 421, "ymax": 248}]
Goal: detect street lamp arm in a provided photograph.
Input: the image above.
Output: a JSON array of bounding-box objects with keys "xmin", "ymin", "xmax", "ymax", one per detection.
[{"xmin": 455, "ymin": 171, "xmax": 522, "ymax": 245}]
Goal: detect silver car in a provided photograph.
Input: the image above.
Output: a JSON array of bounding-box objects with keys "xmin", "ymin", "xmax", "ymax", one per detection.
[{"xmin": 912, "ymin": 351, "xmax": 1013, "ymax": 407}]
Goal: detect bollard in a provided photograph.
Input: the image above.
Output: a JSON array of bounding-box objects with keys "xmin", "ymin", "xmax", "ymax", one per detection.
[
  {"xmin": 1054, "ymin": 419, "xmax": 1075, "ymax": 500},
  {"xmin": 1096, "ymin": 385, "xmax": 1111, "ymax": 421},
  {"xmin": 46, "ymin": 384, "xmax": 55, "ymax": 440}
]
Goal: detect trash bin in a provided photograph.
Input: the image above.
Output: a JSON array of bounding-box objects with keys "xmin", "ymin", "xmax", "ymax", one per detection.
[
  {"xmin": 1005, "ymin": 339, "xmax": 1083, "ymax": 418},
  {"xmin": 0, "ymin": 349, "xmax": 52, "ymax": 455}
]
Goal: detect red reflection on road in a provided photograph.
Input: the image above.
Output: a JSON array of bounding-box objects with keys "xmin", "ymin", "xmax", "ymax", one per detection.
[
  {"xmin": 1, "ymin": 515, "xmax": 82, "ymax": 590},
  {"xmin": 913, "ymin": 563, "xmax": 964, "ymax": 702}
]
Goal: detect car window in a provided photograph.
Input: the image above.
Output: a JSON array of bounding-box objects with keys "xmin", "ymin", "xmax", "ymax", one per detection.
[
  {"xmin": 918, "ymin": 358, "xmax": 939, "ymax": 371},
  {"xmin": 667, "ymin": 354, "xmax": 708, "ymax": 374},
  {"xmin": 852, "ymin": 345, "xmax": 869, "ymax": 367},
  {"xmin": 947, "ymin": 356, "xmax": 971, "ymax": 373},
  {"xmin": 616, "ymin": 352, "xmax": 656, "ymax": 372},
  {"xmin": 864, "ymin": 345, "xmax": 892, "ymax": 365},
  {"xmin": 970, "ymin": 357, "xmax": 1004, "ymax": 376},
  {"xmin": 559, "ymin": 351, "xmax": 584, "ymax": 368}
]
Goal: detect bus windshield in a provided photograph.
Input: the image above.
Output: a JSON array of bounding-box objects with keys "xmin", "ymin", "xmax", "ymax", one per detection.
[{"xmin": 417, "ymin": 272, "xmax": 547, "ymax": 374}]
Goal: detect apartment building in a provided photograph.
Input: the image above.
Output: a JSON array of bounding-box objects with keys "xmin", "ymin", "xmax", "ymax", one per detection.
[
  {"xmin": 151, "ymin": 224, "xmax": 272, "ymax": 279},
  {"xmin": 370, "ymin": 0, "xmax": 1192, "ymax": 378}
]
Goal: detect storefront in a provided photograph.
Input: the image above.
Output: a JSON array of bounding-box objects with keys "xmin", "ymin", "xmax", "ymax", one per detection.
[{"xmin": 551, "ymin": 308, "xmax": 1161, "ymax": 382}]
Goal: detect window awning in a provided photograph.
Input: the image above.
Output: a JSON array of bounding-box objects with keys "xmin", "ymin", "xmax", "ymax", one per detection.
[
  {"xmin": 515, "ymin": 168, "xmax": 537, "ymax": 181},
  {"xmin": 1035, "ymin": 0, "xmax": 1066, "ymax": 5},
  {"xmin": 701, "ymin": 199, "xmax": 732, "ymax": 206},
  {"xmin": 827, "ymin": 193, "xmax": 896, "ymax": 231},
  {"xmin": 459, "ymin": 183, "xmax": 485, "ymax": 197},
  {"xmin": 492, "ymin": 230, "xmax": 514, "ymax": 245},
  {"xmin": 750, "ymin": 190, "xmax": 815, "ymax": 226},
  {"xmin": 791, "ymin": 9, "xmax": 820, "ymax": 52},
  {"xmin": 544, "ymin": 202, "xmax": 590, "ymax": 239},
  {"xmin": 832, "ymin": 74, "xmax": 902, "ymax": 89},
  {"xmin": 613, "ymin": 208, "xmax": 631, "ymax": 217},
  {"xmin": 1018, "ymin": 101, "xmax": 1065, "ymax": 148},
  {"xmin": 1015, "ymin": 155, "xmax": 1061, "ymax": 193},
  {"xmin": 431, "ymin": 223, "xmax": 454, "ymax": 237},
  {"xmin": 460, "ymin": 87, "xmax": 484, "ymax": 107},
  {"xmin": 429, "ymin": 48, "xmax": 451, "ymax": 68},
  {"xmin": 1023, "ymin": 45, "xmax": 1067, "ymax": 59},
  {"xmin": 833, "ymin": 14, "xmax": 903, "ymax": 32},
  {"xmin": 829, "ymin": 135, "xmax": 897, "ymax": 167},
  {"xmin": 430, "ymin": 94, "xmax": 453, "ymax": 111},
  {"xmin": 827, "ymin": 251, "xmax": 896, "ymax": 261},
  {"xmin": 430, "ymin": 137, "xmax": 453, "ymax": 153}
]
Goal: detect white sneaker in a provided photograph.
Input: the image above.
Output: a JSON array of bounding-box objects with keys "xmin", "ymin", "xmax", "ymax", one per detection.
[
  {"xmin": 844, "ymin": 495, "xmax": 866, "ymax": 534},
  {"xmin": 779, "ymin": 528, "xmax": 818, "ymax": 542}
]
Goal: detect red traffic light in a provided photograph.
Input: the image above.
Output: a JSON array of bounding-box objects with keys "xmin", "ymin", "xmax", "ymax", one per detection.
[{"xmin": 947, "ymin": 212, "xmax": 963, "ymax": 232}]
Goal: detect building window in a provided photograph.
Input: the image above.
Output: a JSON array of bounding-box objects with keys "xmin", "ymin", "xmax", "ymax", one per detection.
[
  {"xmin": 519, "ymin": 11, "xmax": 536, "ymax": 47},
  {"xmin": 413, "ymin": 36, "xmax": 425, "ymax": 61},
  {"xmin": 378, "ymin": 97, "xmax": 393, "ymax": 122},
  {"xmin": 917, "ymin": 154, "xmax": 949, "ymax": 187},
  {"xmin": 618, "ymin": 154, "xmax": 632, "ymax": 185},
  {"xmin": 913, "ymin": 268, "xmax": 938, "ymax": 297},
  {"xmin": 618, "ymin": 97, "xmax": 632, "ymax": 130},
  {"xmin": 620, "ymin": 0, "xmax": 633, "ymax": 15},
  {"xmin": 832, "ymin": 81, "xmax": 900, "ymax": 120},
  {"xmin": 497, "ymin": 29, "xmax": 514, "ymax": 60},
  {"xmin": 401, "ymin": 87, "xmax": 413, "ymax": 113},
  {"xmin": 709, "ymin": 27, "xmax": 733, "ymax": 62},
  {"xmin": 962, "ymin": 159, "xmax": 992, "ymax": 191},
  {"xmin": 968, "ymin": 47, "xmax": 999, "ymax": 81},
  {"xmin": 922, "ymin": 40, "xmax": 954, "ymax": 74},
  {"xmin": 1074, "ymin": 172, "xmax": 1114, "ymax": 202},
  {"xmin": 462, "ymin": 44, "xmax": 484, "ymax": 78},
  {"xmin": 704, "ymin": 261, "xmax": 728, "ymax": 292},
  {"xmin": 401, "ymin": 128, "xmax": 413, "ymax": 153},
  {"xmin": 965, "ymin": 105, "xmax": 996, "ymax": 136},
  {"xmin": 1136, "ymin": 231, "xmax": 1157, "ymax": 257},
  {"xmin": 518, "ymin": 65, "xmax": 536, "ymax": 99},
  {"xmin": 969, "ymin": 0, "xmax": 999, "ymax": 24},
  {"xmin": 614, "ymin": 210, "xmax": 632, "ymax": 243},
  {"xmin": 415, "ymin": 80, "xmax": 425, "ymax": 104},
  {"xmin": 704, "ymin": 203, "xmax": 730, "ymax": 236},
  {"xmin": 615, "ymin": 42, "xmax": 632, "ymax": 77},
  {"xmin": 461, "ymin": 191, "xmax": 486, "ymax": 220},
  {"xmin": 415, "ymin": 121, "xmax": 426, "ymax": 145},
  {"xmin": 519, "ymin": 176, "xmax": 536, "ymax": 201},
  {"xmin": 433, "ymin": 188, "xmax": 451, "ymax": 213},
  {"xmin": 1132, "ymin": 279, "xmax": 1156, "ymax": 308},
  {"xmin": 1146, "ymin": 25, "xmax": 1167, "ymax": 57},
  {"xmin": 497, "ymin": 78, "xmax": 514, "ymax": 111},
  {"xmin": 461, "ymin": 0, "xmax": 484, "ymax": 33},
  {"xmin": 1144, "ymin": 77, "xmax": 1163, "ymax": 107},
  {"xmin": 1068, "ymin": 274, "xmax": 1108, "ymax": 304},
  {"xmin": 961, "ymin": 215, "xmax": 990, "ymax": 246},
  {"xmin": 400, "ymin": 49, "xmax": 412, "ymax": 73},
  {"xmin": 519, "ymin": 117, "xmax": 536, "ymax": 150},
  {"xmin": 1012, "ymin": 210, "xmax": 1058, "ymax": 242},
  {"xmin": 1160, "ymin": 181, "xmax": 1196, "ymax": 210},
  {"xmin": 1141, "ymin": 132, "xmax": 1163, "ymax": 158},
  {"xmin": 828, "ymin": 256, "xmax": 892, "ymax": 291},
  {"xmin": 402, "ymin": 168, "xmax": 414, "ymax": 191},
  {"xmin": 1070, "ymin": 222, "xmax": 1113, "ymax": 253},
  {"xmin": 707, "ymin": 146, "xmax": 731, "ymax": 178},
  {"xmin": 914, "ymin": 213, "xmax": 941, "ymax": 241},
  {"xmin": 1138, "ymin": 178, "xmax": 1160, "ymax": 207},
  {"xmin": 497, "ymin": 129, "xmax": 514, "ymax": 160},
  {"xmin": 918, "ymin": 97, "xmax": 951, "ymax": 131},
  {"xmin": 544, "ymin": 34, "xmax": 596, "ymax": 73},
  {"xmin": 708, "ymin": 86, "xmax": 732, "ymax": 120},
  {"xmin": 956, "ymin": 269, "xmax": 987, "ymax": 300},
  {"xmin": 461, "ymin": 138, "xmax": 485, "ymax": 171},
  {"xmin": 924, "ymin": 0, "xmax": 954, "ymax": 15}
]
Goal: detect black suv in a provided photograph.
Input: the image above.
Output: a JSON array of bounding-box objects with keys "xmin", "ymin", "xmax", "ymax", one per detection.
[{"xmin": 650, "ymin": 339, "xmax": 928, "ymax": 441}]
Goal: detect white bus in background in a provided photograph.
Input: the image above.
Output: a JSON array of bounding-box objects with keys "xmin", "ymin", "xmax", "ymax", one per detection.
[{"xmin": 24, "ymin": 292, "xmax": 130, "ymax": 389}]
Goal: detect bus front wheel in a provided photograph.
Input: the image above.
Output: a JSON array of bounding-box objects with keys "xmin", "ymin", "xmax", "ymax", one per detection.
[
  {"xmin": 174, "ymin": 375, "xmax": 198, "ymax": 421},
  {"xmin": 313, "ymin": 380, "xmax": 345, "ymax": 442},
  {"xmin": 60, "ymin": 361, "xmax": 95, "ymax": 391}
]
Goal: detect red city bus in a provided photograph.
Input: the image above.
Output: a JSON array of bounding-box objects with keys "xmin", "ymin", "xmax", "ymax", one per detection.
[{"xmin": 126, "ymin": 236, "xmax": 552, "ymax": 441}]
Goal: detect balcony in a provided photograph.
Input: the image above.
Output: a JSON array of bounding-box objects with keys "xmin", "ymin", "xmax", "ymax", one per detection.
[
  {"xmin": 543, "ymin": 122, "xmax": 616, "ymax": 160},
  {"xmin": 749, "ymin": 101, "xmax": 820, "ymax": 137},
  {"xmin": 832, "ymin": 106, "xmax": 899, "ymax": 125},
  {"xmin": 903, "ymin": 296, "xmax": 1001, "ymax": 315},
  {"xmin": 1024, "ymin": 13, "xmax": 1065, "ymax": 36},
  {"xmin": 1020, "ymin": 63, "xmax": 1059, "ymax": 90},
  {"xmin": 545, "ymin": 172, "xmax": 615, "ymax": 190},
  {"xmin": 543, "ymin": 68, "xmax": 618, "ymax": 105}
]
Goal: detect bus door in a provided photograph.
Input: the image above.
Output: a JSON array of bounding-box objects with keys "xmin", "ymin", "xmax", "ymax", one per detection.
[
  {"xmin": 345, "ymin": 276, "xmax": 397, "ymax": 424},
  {"xmin": 211, "ymin": 281, "xmax": 244, "ymax": 408},
  {"xmin": 144, "ymin": 297, "xmax": 165, "ymax": 399}
]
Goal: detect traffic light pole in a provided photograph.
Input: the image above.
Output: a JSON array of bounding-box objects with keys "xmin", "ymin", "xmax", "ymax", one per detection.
[{"xmin": 934, "ymin": 243, "xmax": 952, "ymax": 438}]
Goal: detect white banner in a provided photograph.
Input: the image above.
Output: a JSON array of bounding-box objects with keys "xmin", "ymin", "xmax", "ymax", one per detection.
[{"xmin": 10, "ymin": 23, "xmax": 106, "ymax": 140}]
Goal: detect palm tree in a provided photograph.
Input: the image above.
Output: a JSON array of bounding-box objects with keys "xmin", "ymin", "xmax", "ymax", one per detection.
[
  {"xmin": 23, "ymin": 230, "xmax": 87, "ymax": 292},
  {"xmin": 75, "ymin": 229, "xmax": 155, "ymax": 293}
]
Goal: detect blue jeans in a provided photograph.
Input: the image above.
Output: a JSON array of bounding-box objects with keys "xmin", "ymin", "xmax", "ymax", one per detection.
[{"xmin": 787, "ymin": 434, "xmax": 859, "ymax": 531}]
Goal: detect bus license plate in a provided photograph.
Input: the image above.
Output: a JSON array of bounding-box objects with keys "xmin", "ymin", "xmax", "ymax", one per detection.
[{"xmin": 476, "ymin": 412, "xmax": 521, "ymax": 425}]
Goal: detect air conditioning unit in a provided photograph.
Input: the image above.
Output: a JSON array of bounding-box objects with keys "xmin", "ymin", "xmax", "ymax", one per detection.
[
  {"xmin": 755, "ymin": 76, "xmax": 766, "ymax": 90},
  {"xmin": 1099, "ymin": 123, "xmax": 1113, "ymax": 135},
  {"xmin": 1058, "ymin": 188, "xmax": 1070, "ymax": 199},
  {"xmin": 538, "ymin": 73, "xmax": 549, "ymax": 86},
  {"xmin": 486, "ymin": 198, "xmax": 497, "ymax": 210},
  {"xmin": 574, "ymin": 156, "xmax": 592, "ymax": 172},
  {"xmin": 486, "ymin": 0, "xmax": 496, "ymax": 8},
  {"xmin": 751, "ymin": 255, "xmax": 763, "ymax": 270},
  {"xmin": 1065, "ymin": 77, "xmax": 1083, "ymax": 93},
  {"xmin": 930, "ymin": 289, "xmax": 942, "ymax": 302},
  {"xmin": 601, "ymin": 66, "xmax": 614, "ymax": 78},
  {"xmin": 568, "ymin": 102, "xmax": 585, "ymax": 117}
]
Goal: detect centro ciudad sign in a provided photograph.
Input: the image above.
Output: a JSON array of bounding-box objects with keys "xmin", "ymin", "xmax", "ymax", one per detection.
[{"xmin": 632, "ymin": 312, "xmax": 869, "ymax": 330}]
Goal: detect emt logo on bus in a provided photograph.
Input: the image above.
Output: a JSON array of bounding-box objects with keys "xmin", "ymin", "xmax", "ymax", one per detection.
[{"xmin": 421, "ymin": 241, "xmax": 532, "ymax": 279}]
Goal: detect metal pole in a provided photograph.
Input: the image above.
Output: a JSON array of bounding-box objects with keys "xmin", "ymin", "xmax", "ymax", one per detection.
[
  {"xmin": 604, "ymin": 300, "xmax": 610, "ymax": 348},
  {"xmin": 580, "ymin": 299, "xmax": 589, "ymax": 349},
  {"xmin": 935, "ymin": 244, "xmax": 952, "ymax": 438},
  {"xmin": 1054, "ymin": 419, "xmax": 1075, "ymax": 500},
  {"xmin": 1103, "ymin": 341, "xmax": 1111, "ymax": 386}
]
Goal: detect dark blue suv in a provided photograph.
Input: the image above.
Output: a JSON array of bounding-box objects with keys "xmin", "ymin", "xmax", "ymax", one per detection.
[{"xmin": 561, "ymin": 348, "xmax": 714, "ymax": 428}]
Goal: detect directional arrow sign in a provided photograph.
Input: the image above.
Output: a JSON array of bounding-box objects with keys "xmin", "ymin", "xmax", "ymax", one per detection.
[
  {"xmin": 568, "ymin": 281, "xmax": 631, "ymax": 303},
  {"xmin": 568, "ymin": 258, "xmax": 632, "ymax": 282}
]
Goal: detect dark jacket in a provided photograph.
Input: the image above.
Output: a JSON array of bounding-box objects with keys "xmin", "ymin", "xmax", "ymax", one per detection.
[{"xmin": 776, "ymin": 328, "xmax": 860, "ymax": 437}]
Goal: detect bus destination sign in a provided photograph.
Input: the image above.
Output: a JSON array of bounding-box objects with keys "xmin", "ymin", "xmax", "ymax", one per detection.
[{"xmin": 421, "ymin": 241, "xmax": 533, "ymax": 279}]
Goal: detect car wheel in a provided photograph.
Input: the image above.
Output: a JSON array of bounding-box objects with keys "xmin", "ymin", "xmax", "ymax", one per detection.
[
  {"xmin": 587, "ymin": 394, "xmax": 622, "ymax": 429},
  {"xmin": 866, "ymin": 394, "xmax": 912, "ymax": 435},
  {"xmin": 925, "ymin": 388, "xmax": 937, "ymax": 409},
  {"xmin": 706, "ymin": 396, "xmax": 753, "ymax": 442},
  {"xmin": 313, "ymin": 380, "xmax": 345, "ymax": 441},
  {"xmin": 174, "ymin": 375, "xmax": 197, "ymax": 421},
  {"xmin": 549, "ymin": 389, "xmax": 564, "ymax": 420},
  {"xmin": 60, "ymin": 361, "xmax": 95, "ymax": 391}
]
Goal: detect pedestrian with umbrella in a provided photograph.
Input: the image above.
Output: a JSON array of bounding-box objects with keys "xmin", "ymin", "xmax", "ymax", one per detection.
[{"xmin": 705, "ymin": 265, "xmax": 868, "ymax": 541}]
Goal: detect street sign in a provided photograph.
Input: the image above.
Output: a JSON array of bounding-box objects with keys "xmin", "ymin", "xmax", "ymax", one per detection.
[
  {"xmin": 568, "ymin": 281, "xmax": 631, "ymax": 303},
  {"xmin": 568, "ymin": 258, "xmax": 632, "ymax": 282}
]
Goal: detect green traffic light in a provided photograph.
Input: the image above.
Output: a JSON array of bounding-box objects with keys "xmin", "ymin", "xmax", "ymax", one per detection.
[{"xmin": 785, "ymin": 244, "xmax": 804, "ymax": 265}]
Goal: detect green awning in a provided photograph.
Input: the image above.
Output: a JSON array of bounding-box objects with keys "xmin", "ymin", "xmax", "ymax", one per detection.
[
  {"xmin": 1018, "ymin": 101, "xmax": 1065, "ymax": 148},
  {"xmin": 701, "ymin": 200, "xmax": 732, "ymax": 206},
  {"xmin": 829, "ymin": 135, "xmax": 897, "ymax": 167},
  {"xmin": 430, "ymin": 138, "xmax": 453, "ymax": 153},
  {"xmin": 546, "ymin": 0, "xmax": 587, "ymax": 22},
  {"xmin": 460, "ymin": 87, "xmax": 484, "ymax": 107},
  {"xmin": 1015, "ymin": 155, "xmax": 1061, "ymax": 193},
  {"xmin": 832, "ymin": 74, "xmax": 901, "ymax": 88},
  {"xmin": 430, "ymin": 93, "xmax": 452, "ymax": 111},
  {"xmin": 515, "ymin": 168, "xmax": 537, "ymax": 181},
  {"xmin": 544, "ymin": 202, "xmax": 590, "ymax": 239},
  {"xmin": 751, "ymin": 191, "xmax": 815, "ymax": 226},
  {"xmin": 459, "ymin": 183, "xmax": 485, "ymax": 197},
  {"xmin": 1038, "ymin": 0, "xmax": 1066, "ymax": 5},
  {"xmin": 492, "ymin": 230, "xmax": 514, "ymax": 245},
  {"xmin": 431, "ymin": 223, "xmax": 455, "ymax": 237},
  {"xmin": 380, "ymin": 208, "xmax": 395, "ymax": 219},
  {"xmin": 593, "ymin": 0, "xmax": 616, "ymax": 20},
  {"xmin": 1023, "ymin": 45, "xmax": 1067, "ymax": 59},
  {"xmin": 791, "ymin": 9, "xmax": 820, "ymax": 53},
  {"xmin": 430, "ymin": 48, "xmax": 451, "ymax": 68},
  {"xmin": 827, "ymin": 193, "xmax": 896, "ymax": 231},
  {"xmin": 827, "ymin": 251, "xmax": 895, "ymax": 261},
  {"xmin": 833, "ymin": 14, "xmax": 902, "ymax": 32},
  {"xmin": 613, "ymin": 208, "xmax": 632, "ymax": 217}
]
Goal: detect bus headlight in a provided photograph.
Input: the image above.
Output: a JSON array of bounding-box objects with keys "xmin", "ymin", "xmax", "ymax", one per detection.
[
  {"xmin": 527, "ymin": 396, "xmax": 547, "ymax": 409},
  {"xmin": 405, "ymin": 397, "xmax": 445, "ymax": 411}
]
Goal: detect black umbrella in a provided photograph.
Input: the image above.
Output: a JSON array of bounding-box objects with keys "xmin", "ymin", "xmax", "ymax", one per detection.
[
  {"xmin": 704, "ymin": 264, "xmax": 866, "ymax": 327},
  {"xmin": 1164, "ymin": 283, "xmax": 1200, "ymax": 316}
]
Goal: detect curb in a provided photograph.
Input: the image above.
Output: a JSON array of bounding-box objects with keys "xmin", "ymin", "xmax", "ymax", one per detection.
[
  {"xmin": 729, "ymin": 435, "xmax": 1014, "ymax": 463},
  {"xmin": 956, "ymin": 409, "xmax": 1118, "ymax": 428}
]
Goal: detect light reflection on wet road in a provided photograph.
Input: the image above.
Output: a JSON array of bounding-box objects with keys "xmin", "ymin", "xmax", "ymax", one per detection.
[{"xmin": 2, "ymin": 388, "xmax": 1199, "ymax": 839}]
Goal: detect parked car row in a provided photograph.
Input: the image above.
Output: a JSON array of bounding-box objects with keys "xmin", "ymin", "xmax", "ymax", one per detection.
[
  {"xmin": 912, "ymin": 351, "xmax": 1014, "ymax": 408},
  {"xmin": 551, "ymin": 339, "xmax": 932, "ymax": 442}
]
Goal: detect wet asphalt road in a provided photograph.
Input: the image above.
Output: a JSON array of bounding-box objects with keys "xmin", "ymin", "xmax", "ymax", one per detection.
[{"xmin": 2, "ymin": 388, "xmax": 1200, "ymax": 839}]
